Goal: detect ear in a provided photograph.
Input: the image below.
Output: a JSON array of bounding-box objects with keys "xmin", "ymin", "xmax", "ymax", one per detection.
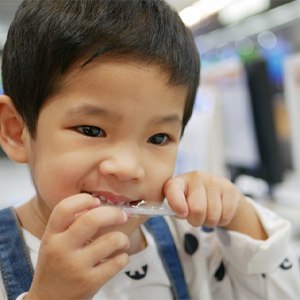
[{"xmin": 0, "ymin": 95, "xmax": 29, "ymax": 163}]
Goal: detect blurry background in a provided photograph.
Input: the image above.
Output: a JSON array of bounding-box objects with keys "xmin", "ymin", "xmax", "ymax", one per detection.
[{"xmin": 0, "ymin": 1, "xmax": 300, "ymax": 251}]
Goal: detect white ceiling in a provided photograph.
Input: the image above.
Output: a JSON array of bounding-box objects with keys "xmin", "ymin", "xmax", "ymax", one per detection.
[
  {"xmin": 0, "ymin": 0, "xmax": 22, "ymax": 47},
  {"xmin": 166, "ymin": 0, "xmax": 197, "ymax": 11}
]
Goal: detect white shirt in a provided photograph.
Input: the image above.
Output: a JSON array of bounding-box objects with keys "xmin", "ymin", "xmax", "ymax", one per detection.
[{"xmin": 1, "ymin": 198, "xmax": 300, "ymax": 299}]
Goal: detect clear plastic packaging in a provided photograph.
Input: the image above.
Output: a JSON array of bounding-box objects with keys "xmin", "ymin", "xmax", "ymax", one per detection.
[{"xmin": 101, "ymin": 200, "xmax": 176, "ymax": 216}]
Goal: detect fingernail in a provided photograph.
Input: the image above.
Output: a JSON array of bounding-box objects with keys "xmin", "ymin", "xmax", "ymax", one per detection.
[
  {"xmin": 178, "ymin": 210, "xmax": 189, "ymax": 218},
  {"xmin": 94, "ymin": 197, "xmax": 101, "ymax": 205},
  {"xmin": 124, "ymin": 241, "xmax": 131, "ymax": 250}
]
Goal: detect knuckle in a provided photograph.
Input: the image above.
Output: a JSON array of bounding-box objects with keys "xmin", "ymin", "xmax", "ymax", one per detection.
[
  {"xmin": 206, "ymin": 212, "xmax": 219, "ymax": 227},
  {"xmin": 192, "ymin": 171, "xmax": 204, "ymax": 183},
  {"xmin": 219, "ymin": 215, "xmax": 231, "ymax": 226},
  {"xmin": 102, "ymin": 207, "xmax": 125, "ymax": 224},
  {"xmin": 164, "ymin": 178, "xmax": 173, "ymax": 189},
  {"xmin": 113, "ymin": 209, "xmax": 127, "ymax": 222},
  {"xmin": 211, "ymin": 176, "xmax": 230, "ymax": 188},
  {"xmin": 188, "ymin": 205, "xmax": 206, "ymax": 225},
  {"xmin": 222, "ymin": 177, "xmax": 232, "ymax": 185},
  {"xmin": 113, "ymin": 253, "xmax": 129, "ymax": 269},
  {"xmin": 223, "ymin": 179, "xmax": 236, "ymax": 192},
  {"xmin": 190, "ymin": 205, "xmax": 204, "ymax": 217},
  {"xmin": 188, "ymin": 217, "xmax": 200, "ymax": 227},
  {"xmin": 193, "ymin": 170, "xmax": 203, "ymax": 178},
  {"xmin": 81, "ymin": 212, "xmax": 98, "ymax": 228},
  {"xmin": 107, "ymin": 232, "xmax": 129, "ymax": 248},
  {"xmin": 53, "ymin": 202, "xmax": 69, "ymax": 217}
]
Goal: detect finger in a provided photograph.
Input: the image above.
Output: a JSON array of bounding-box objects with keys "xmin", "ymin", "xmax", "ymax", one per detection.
[
  {"xmin": 204, "ymin": 183, "xmax": 222, "ymax": 227},
  {"xmin": 186, "ymin": 183, "xmax": 207, "ymax": 226},
  {"xmin": 67, "ymin": 206, "xmax": 127, "ymax": 247},
  {"xmin": 164, "ymin": 177, "xmax": 188, "ymax": 217},
  {"xmin": 85, "ymin": 231, "xmax": 130, "ymax": 266},
  {"xmin": 46, "ymin": 193, "xmax": 100, "ymax": 234},
  {"xmin": 219, "ymin": 187, "xmax": 241, "ymax": 227},
  {"xmin": 90, "ymin": 253, "xmax": 129, "ymax": 286}
]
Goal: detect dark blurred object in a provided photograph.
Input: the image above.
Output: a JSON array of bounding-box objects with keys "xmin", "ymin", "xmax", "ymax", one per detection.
[
  {"xmin": 0, "ymin": 147, "xmax": 7, "ymax": 157},
  {"xmin": 269, "ymin": 0, "xmax": 295, "ymax": 9},
  {"xmin": 245, "ymin": 58, "xmax": 284, "ymax": 184}
]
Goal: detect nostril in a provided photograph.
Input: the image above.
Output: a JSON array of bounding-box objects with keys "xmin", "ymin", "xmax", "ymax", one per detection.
[{"xmin": 99, "ymin": 158, "xmax": 145, "ymax": 181}]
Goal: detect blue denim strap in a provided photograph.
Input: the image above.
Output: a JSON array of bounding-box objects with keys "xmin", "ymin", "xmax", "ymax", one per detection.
[
  {"xmin": 0, "ymin": 207, "xmax": 33, "ymax": 300},
  {"xmin": 145, "ymin": 217, "xmax": 190, "ymax": 300}
]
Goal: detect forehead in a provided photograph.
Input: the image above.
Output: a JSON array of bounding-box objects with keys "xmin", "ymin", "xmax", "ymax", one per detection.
[
  {"xmin": 56, "ymin": 56, "xmax": 188, "ymax": 103},
  {"xmin": 42, "ymin": 57, "xmax": 189, "ymax": 123},
  {"xmin": 62, "ymin": 55, "xmax": 186, "ymax": 87}
]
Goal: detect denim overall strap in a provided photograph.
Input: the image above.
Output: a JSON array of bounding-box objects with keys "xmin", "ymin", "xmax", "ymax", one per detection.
[
  {"xmin": 0, "ymin": 207, "xmax": 33, "ymax": 300},
  {"xmin": 145, "ymin": 217, "xmax": 190, "ymax": 300}
]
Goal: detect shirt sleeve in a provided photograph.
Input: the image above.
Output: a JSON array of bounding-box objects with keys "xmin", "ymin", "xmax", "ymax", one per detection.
[
  {"xmin": 214, "ymin": 198, "xmax": 300, "ymax": 299},
  {"xmin": 216, "ymin": 197, "xmax": 291, "ymax": 274}
]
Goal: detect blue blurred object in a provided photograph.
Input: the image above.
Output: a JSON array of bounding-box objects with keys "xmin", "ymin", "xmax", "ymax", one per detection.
[{"xmin": 0, "ymin": 76, "xmax": 3, "ymax": 94}]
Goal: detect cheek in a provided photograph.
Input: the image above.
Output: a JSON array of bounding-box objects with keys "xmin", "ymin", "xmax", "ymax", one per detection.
[
  {"xmin": 147, "ymin": 155, "xmax": 177, "ymax": 200},
  {"xmin": 29, "ymin": 154, "xmax": 86, "ymax": 209}
]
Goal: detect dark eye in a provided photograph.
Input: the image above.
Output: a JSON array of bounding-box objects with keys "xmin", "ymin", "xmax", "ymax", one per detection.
[
  {"xmin": 148, "ymin": 133, "xmax": 169, "ymax": 145},
  {"xmin": 76, "ymin": 126, "xmax": 106, "ymax": 137}
]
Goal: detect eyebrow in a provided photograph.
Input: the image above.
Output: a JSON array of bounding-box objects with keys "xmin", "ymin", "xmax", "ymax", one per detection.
[
  {"xmin": 64, "ymin": 104, "xmax": 183, "ymax": 125},
  {"xmin": 64, "ymin": 104, "xmax": 112, "ymax": 118},
  {"xmin": 151, "ymin": 114, "xmax": 183, "ymax": 126}
]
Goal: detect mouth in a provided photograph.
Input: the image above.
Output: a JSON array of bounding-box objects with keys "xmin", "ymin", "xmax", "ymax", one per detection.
[
  {"xmin": 88, "ymin": 192, "xmax": 143, "ymax": 207},
  {"xmin": 85, "ymin": 192, "xmax": 175, "ymax": 216}
]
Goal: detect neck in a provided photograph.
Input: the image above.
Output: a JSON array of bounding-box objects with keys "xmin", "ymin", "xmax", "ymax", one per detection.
[
  {"xmin": 15, "ymin": 196, "xmax": 50, "ymax": 239},
  {"xmin": 127, "ymin": 226, "xmax": 147, "ymax": 255}
]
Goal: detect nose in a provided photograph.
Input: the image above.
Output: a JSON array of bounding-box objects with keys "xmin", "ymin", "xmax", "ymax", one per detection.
[{"xmin": 99, "ymin": 143, "xmax": 145, "ymax": 181}]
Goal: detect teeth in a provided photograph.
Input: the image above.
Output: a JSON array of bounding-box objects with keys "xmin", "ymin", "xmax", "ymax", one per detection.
[
  {"xmin": 107, "ymin": 199, "xmax": 114, "ymax": 205},
  {"xmin": 90, "ymin": 193, "xmax": 132, "ymax": 207}
]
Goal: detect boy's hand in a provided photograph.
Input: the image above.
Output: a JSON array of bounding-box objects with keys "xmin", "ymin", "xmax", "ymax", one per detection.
[
  {"xmin": 26, "ymin": 194, "xmax": 130, "ymax": 300},
  {"xmin": 164, "ymin": 171, "xmax": 241, "ymax": 227},
  {"xmin": 164, "ymin": 171, "xmax": 267, "ymax": 240}
]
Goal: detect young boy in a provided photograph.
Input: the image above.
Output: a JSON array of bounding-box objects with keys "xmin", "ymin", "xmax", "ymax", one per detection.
[{"xmin": 0, "ymin": 0, "xmax": 299, "ymax": 299}]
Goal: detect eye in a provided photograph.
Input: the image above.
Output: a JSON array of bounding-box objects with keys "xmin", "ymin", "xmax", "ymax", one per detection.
[
  {"xmin": 148, "ymin": 133, "xmax": 170, "ymax": 145},
  {"xmin": 76, "ymin": 125, "xmax": 106, "ymax": 137}
]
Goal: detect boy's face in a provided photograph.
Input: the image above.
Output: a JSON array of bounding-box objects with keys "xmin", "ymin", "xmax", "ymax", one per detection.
[{"xmin": 24, "ymin": 58, "xmax": 187, "ymax": 234}]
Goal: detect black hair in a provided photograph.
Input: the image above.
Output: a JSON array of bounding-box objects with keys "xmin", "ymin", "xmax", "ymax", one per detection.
[{"xmin": 2, "ymin": 0, "xmax": 200, "ymax": 137}]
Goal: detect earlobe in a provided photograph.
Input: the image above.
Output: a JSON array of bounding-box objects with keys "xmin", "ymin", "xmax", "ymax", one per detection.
[{"xmin": 0, "ymin": 95, "xmax": 29, "ymax": 163}]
